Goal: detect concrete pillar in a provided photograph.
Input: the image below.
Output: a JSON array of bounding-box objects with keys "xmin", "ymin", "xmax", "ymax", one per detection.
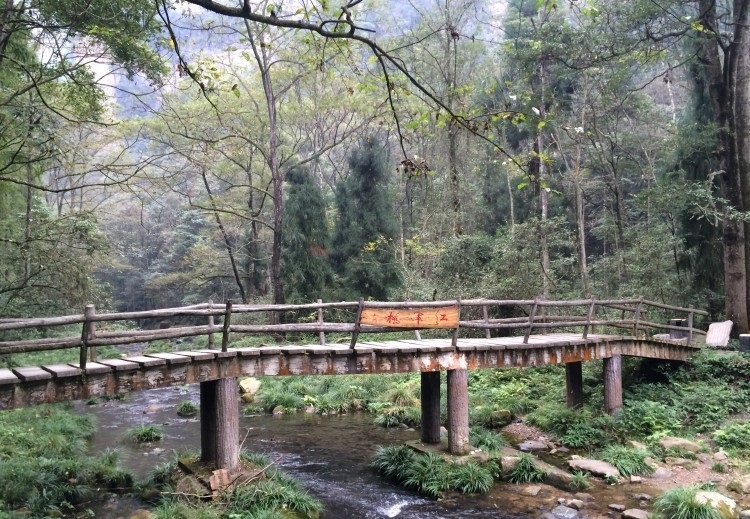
[
  {"xmin": 447, "ymin": 368, "xmax": 469, "ymax": 454},
  {"xmin": 603, "ymin": 355, "xmax": 623, "ymax": 414},
  {"xmin": 200, "ymin": 377, "xmax": 240, "ymax": 472},
  {"xmin": 565, "ymin": 361, "xmax": 584, "ymax": 408},
  {"xmin": 420, "ymin": 371, "xmax": 441, "ymax": 444}
]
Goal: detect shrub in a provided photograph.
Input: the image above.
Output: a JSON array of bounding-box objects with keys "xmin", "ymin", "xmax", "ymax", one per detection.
[
  {"xmin": 600, "ymin": 445, "xmax": 653, "ymax": 477},
  {"xmin": 615, "ymin": 399, "xmax": 681, "ymax": 439},
  {"xmin": 128, "ymin": 424, "xmax": 164, "ymax": 443},
  {"xmin": 713, "ymin": 422, "xmax": 750, "ymax": 452},
  {"xmin": 508, "ymin": 453, "xmax": 547, "ymax": 484},
  {"xmin": 652, "ymin": 486, "xmax": 723, "ymax": 519}
]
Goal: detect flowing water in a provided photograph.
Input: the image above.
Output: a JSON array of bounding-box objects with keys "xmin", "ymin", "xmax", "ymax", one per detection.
[{"xmin": 80, "ymin": 385, "xmax": 652, "ymax": 518}]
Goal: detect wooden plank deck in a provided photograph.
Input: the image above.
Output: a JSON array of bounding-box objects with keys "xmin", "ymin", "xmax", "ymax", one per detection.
[{"xmin": 0, "ymin": 333, "xmax": 698, "ymax": 410}]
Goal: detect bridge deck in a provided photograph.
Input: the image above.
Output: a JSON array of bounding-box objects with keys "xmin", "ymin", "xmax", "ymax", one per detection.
[{"xmin": 0, "ymin": 333, "xmax": 697, "ymax": 410}]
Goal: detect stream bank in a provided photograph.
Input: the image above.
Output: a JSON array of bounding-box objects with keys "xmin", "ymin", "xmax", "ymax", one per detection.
[{"xmin": 79, "ymin": 385, "xmax": 744, "ymax": 519}]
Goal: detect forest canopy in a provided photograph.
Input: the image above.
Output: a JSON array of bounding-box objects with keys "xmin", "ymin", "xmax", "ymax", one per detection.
[{"xmin": 1, "ymin": 0, "xmax": 748, "ymax": 332}]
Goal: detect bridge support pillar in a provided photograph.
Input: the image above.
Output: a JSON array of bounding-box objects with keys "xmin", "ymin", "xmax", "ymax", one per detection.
[
  {"xmin": 603, "ymin": 355, "xmax": 623, "ymax": 414},
  {"xmin": 565, "ymin": 361, "xmax": 584, "ymax": 408},
  {"xmin": 420, "ymin": 371, "xmax": 441, "ymax": 444},
  {"xmin": 447, "ymin": 369, "xmax": 469, "ymax": 454},
  {"xmin": 200, "ymin": 377, "xmax": 240, "ymax": 473}
]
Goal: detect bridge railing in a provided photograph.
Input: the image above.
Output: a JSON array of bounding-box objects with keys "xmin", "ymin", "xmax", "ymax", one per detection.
[{"xmin": 0, "ymin": 298, "xmax": 710, "ymax": 368}]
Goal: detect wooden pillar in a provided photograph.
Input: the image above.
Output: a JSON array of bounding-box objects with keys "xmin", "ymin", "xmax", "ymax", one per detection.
[
  {"xmin": 447, "ymin": 369, "xmax": 469, "ymax": 454},
  {"xmin": 603, "ymin": 355, "xmax": 622, "ymax": 414},
  {"xmin": 420, "ymin": 371, "xmax": 441, "ymax": 444},
  {"xmin": 565, "ymin": 361, "xmax": 584, "ymax": 408},
  {"xmin": 200, "ymin": 377, "xmax": 240, "ymax": 473}
]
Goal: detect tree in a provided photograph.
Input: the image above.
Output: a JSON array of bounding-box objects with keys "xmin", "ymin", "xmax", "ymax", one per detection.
[
  {"xmin": 331, "ymin": 137, "xmax": 401, "ymax": 300},
  {"xmin": 282, "ymin": 166, "xmax": 332, "ymax": 304}
]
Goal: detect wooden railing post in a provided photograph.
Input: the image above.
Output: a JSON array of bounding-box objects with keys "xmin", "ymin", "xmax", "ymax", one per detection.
[
  {"xmin": 317, "ymin": 298, "xmax": 326, "ymax": 345},
  {"xmin": 687, "ymin": 305, "xmax": 695, "ymax": 344},
  {"xmin": 208, "ymin": 300, "xmax": 215, "ymax": 349},
  {"xmin": 523, "ymin": 299, "xmax": 538, "ymax": 344},
  {"xmin": 221, "ymin": 300, "xmax": 232, "ymax": 353},
  {"xmin": 350, "ymin": 298, "xmax": 364, "ymax": 349},
  {"xmin": 482, "ymin": 304, "xmax": 491, "ymax": 339},
  {"xmin": 633, "ymin": 297, "xmax": 643, "ymax": 337},
  {"xmin": 451, "ymin": 299, "xmax": 461, "ymax": 348},
  {"xmin": 79, "ymin": 304, "xmax": 95, "ymax": 368},
  {"xmin": 583, "ymin": 298, "xmax": 596, "ymax": 339}
]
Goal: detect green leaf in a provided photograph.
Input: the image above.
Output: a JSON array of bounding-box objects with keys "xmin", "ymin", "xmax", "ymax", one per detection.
[{"xmin": 231, "ymin": 84, "xmax": 240, "ymax": 97}]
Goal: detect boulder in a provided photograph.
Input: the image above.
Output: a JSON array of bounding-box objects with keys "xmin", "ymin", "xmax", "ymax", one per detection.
[
  {"xmin": 665, "ymin": 457, "xmax": 693, "ymax": 467},
  {"xmin": 519, "ymin": 440, "xmax": 548, "ymax": 452},
  {"xmin": 239, "ymin": 377, "xmax": 261, "ymax": 395},
  {"xmin": 608, "ymin": 504, "xmax": 626, "ymax": 512},
  {"xmin": 567, "ymin": 499, "xmax": 584, "ymax": 511},
  {"xmin": 551, "ymin": 505, "xmax": 580, "ymax": 519},
  {"xmin": 694, "ymin": 491, "xmax": 739, "ymax": 519},
  {"xmin": 622, "ymin": 509, "xmax": 649, "ymax": 519},
  {"xmin": 567, "ymin": 458, "xmax": 620, "ymax": 479},
  {"xmin": 651, "ymin": 467, "xmax": 673, "ymax": 479},
  {"xmin": 628, "ymin": 441, "xmax": 648, "ymax": 450},
  {"xmin": 658, "ymin": 436, "xmax": 702, "ymax": 453},
  {"xmin": 728, "ymin": 475, "xmax": 750, "ymax": 495},
  {"xmin": 521, "ymin": 485, "xmax": 542, "ymax": 496}
]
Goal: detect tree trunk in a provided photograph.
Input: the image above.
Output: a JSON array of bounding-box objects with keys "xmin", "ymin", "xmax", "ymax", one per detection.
[
  {"xmin": 699, "ymin": 0, "xmax": 749, "ymax": 332},
  {"xmin": 447, "ymin": 368, "xmax": 469, "ymax": 454},
  {"xmin": 603, "ymin": 355, "xmax": 622, "ymax": 414},
  {"xmin": 420, "ymin": 371, "xmax": 441, "ymax": 444},
  {"xmin": 565, "ymin": 361, "xmax": 584, "ymax": 409},
  {"xmin": 247, "ymin": 21, "xmax": 285, "ymax": 315},
  {"xmin": 200, "ymin": 378, "xmax": 240, "ymax": 472}
]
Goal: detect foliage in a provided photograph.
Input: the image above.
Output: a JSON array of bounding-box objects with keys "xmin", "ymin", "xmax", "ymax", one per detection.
[
  {"xmin": 330, "ymin": 136, "xmax": 401, "ymax": 300},
  {"xmin": 0, "ymin": 405, "xmax": 134, "ymax": 515},
  {"xmin": 282, "ymin": 165, "xmax": 333, "ymax": 303},
  {"xmin": 614, "ymin": 399, "xmax": 682, "ymax": 439},
  {"xmin": 507, "ymin": 453, "xmax": 547, "ymax": 484},
  {"xmin": 599, "ymin": 445, "xmax": 653, "ymax": 477},
  {"xmin": 127, "ymin": 424, "xmax": 165, "ymax": 443},
  {"xmin": 712, "ymin": 422, "xmax": 750, "ymax": 453},
  {"xmin": 652, "ymin": 486, "xmax": 723, "ymax": 519}
]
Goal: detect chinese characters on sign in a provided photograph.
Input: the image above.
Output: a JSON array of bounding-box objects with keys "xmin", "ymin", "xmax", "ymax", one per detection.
[{"xmin": 359, "ymin": 306, "xmax": 459, "ymax": 329}]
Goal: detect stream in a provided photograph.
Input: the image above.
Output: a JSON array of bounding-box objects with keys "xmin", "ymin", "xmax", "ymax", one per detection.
[{"xmin": 78, "ymin": 385, "xmax": 647, "ymax": 518}]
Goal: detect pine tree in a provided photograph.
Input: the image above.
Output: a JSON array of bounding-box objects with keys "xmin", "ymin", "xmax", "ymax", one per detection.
[
  {"xmin": 331, "ymin": 137, "xmax": 401, "ymax": 300},
  {"xmin": 281, "ymin": 166, "xmax": 332, "ymax": 304}
]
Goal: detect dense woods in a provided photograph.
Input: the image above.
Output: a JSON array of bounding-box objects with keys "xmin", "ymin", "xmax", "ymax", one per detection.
[{"xmin": 2, "ymin": 0, "xmax": 749, "ymax": 332}]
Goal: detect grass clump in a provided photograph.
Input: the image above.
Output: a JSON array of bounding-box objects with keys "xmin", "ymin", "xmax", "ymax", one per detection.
[
  {"xmin": 148, "ymin": 451, "xmax": 322, "ymax": 518},
  {"xmin": 128, "ymin": 424, "xmax": 165, "ymax": 443},
  {"xmin": 470, "ymin": 426, "xmax": 507, "ymax": 453},
  {"xmin": 652, "ymin": 486, "xmax": 723, "ymax": 519},
  {"xmin": 507, "ymin": 453, "xmax": 547, "ymax": 484},
  {"xmin": 600, "ymin": 445, "xmax": 653, "ymax": 477},
  {"xmin": 371, "ymin": 445, "xmax": 495, "ymax": 497},
  {"xmin": 176, "ymin": 400, "xmax": 199, "ymax": 417},
  {"xmin": 569, "ymin": 471, "xmax": 591, "ymax": 490},
  {"xmin": 0, "ymin": 405, "xmax": 134, "ymax": 516}
]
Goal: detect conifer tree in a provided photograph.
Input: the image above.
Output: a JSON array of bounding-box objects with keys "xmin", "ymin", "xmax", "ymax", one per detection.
[
  {"xmin": 331, "ymin": 137, "xmax": 401, "ymax": 300},
  {"xmin": 281, "ymin": 166, "xmax": 332, "ymax": 304}
]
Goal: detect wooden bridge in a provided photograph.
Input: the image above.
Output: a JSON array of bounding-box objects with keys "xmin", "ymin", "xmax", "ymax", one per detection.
[{"xmin": 0, "ymin": 297, "xmax": 711, "ymax": 473}]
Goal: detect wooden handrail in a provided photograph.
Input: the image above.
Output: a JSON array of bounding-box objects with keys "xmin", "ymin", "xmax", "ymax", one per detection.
[{"xmin": 0, "ymin": 297, "xmax": 711, "ymax": 355}]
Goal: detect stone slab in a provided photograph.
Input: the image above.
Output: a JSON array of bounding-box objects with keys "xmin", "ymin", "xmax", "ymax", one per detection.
[{"xmin": 12, "ymin": 366, "xmax": 53, "ymax": 382}]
